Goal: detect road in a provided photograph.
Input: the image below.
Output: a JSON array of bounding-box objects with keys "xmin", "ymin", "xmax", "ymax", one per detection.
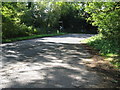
[{"xmin": 0, "ymin": 34, "xmax": 114, "ymax": 88}]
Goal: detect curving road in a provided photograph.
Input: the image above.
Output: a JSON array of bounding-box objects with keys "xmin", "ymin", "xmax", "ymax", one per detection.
[{"xmin": 0, "ymin": 34, "xmax": 115, "ymax": 88}]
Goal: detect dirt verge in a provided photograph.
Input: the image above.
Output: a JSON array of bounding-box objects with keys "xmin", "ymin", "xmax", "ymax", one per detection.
[{"xmin": 81, "ymin": 43, "xmax": 120, "ymax": 88}]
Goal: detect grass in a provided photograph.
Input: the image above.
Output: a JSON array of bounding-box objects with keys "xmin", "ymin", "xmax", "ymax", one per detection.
[
  {"xmin": 85, "ymin": 34, "xmax": 120, "ymax": 69},
  {"xmin": 2, "ymin": 33, "xmax": 66, "ymax": 43}
]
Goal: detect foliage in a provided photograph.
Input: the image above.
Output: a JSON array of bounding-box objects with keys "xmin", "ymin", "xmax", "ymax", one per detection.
[
  {"xmin": 86, "ymin": 34, "xmax": 120, "ymax": 68},
  {"xmin": 85, "ymin": 2, "xmax": 120, "ymax": 46},
  {"xmin": 59, "ymin": 2, "xmax": 97, "ymax": 33},
  {"xmin": 2, "ymin": 2, "xmax": 35, "ymax": 39},
  {"xmin": 86, "ymin": 34, "xmax": 120, "ymax": 55},
  {"xmin": 2, "ymin": 2, "xmax": 97, "ymax": 40},
  {"xmin": 85, "ymin": 2, "xmax": 120, "ymax": 68}
]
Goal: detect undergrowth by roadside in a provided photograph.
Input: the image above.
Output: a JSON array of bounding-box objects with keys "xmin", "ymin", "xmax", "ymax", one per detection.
[
  {"xmin": 2, "ymin": 33, "xmax": 66, "ymax": 43},
  {"xmin": 84, "ymin": 34, "xmax": 120, "ymax": 69}
]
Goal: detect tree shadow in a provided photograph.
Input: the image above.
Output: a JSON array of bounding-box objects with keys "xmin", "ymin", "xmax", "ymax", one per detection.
[{"xmin": 1, "ymin": 35, "xmax": 117, "ymax": 88}]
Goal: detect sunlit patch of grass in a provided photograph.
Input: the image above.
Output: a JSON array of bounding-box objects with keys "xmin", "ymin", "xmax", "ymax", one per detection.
[{"xmin": 2, "ymin": 33, "xmax": 66, "ymax": 43}]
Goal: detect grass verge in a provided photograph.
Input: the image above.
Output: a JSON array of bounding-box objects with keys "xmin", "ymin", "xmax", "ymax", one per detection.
[
  {"xmin": 84, "ymin": 34, "xmax": 120, "ymax": 69},
  {"xmin": 2, "ymin": 33, "xmax": 66, "ymax": 43}
]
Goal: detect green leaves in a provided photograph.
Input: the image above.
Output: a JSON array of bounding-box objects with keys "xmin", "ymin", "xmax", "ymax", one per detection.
[
  {"xmin": 85, "ymin": 2, "xmax": 120, "ymax": 39},
  {"xmin": 85, "ymin": 2, "xmax": 120, "ymax": 67}
]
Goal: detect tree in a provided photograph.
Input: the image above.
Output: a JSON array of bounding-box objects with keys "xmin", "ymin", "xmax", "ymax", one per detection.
[
  {"xmin": 85, "ymin": 2, "xmax": 120, "ymax": 53},
  {"xmin": 2, "ymin": 2, "xmax": 35, "ymax": 38}
]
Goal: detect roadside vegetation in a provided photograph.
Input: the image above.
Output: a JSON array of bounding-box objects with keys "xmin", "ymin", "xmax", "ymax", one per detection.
[
  {"xmin": 85, "ymin": 34, "xmax": 120, "ymax": 69},
  {"xmin": 84, "ymin": 2, "xmax": 120, "ymax": 68}
]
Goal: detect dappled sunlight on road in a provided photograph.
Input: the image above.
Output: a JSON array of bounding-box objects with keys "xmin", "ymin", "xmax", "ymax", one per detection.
[
  {"xmin": 34, "ymin": 34, "xmax": 95, "ymax": 44},
  {"xmin": 1, "ymin": 34, "xmax": 114, "ymax": 88}
]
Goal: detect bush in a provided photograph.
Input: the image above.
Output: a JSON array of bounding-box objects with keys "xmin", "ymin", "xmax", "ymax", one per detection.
[
  {"xmin": 2, "ymin": 21, "xmax": 36, "ymax": 39},
  {"xmin": 86, "ymin": 34, "xmax": 120, "ymax": 55}
]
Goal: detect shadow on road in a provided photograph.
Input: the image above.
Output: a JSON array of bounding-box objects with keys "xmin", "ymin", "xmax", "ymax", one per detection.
[{"xmin": 1, "ymin": 34, "xmax": 118, "ymax": 88}]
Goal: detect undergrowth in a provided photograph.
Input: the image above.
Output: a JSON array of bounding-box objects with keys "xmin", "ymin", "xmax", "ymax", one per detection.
[{"xmin": 85, "ymin": 34, "xmax": 120, "ymax": 69}]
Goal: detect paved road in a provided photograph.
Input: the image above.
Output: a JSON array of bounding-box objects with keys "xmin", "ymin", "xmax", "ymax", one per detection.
[{"xmin": 0, "ymin": 34, "xmax": 114, "ymax": 88}]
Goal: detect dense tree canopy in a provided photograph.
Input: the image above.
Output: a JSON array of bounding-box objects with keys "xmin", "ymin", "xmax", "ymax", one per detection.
[
  {"xmin": 85, "ymin": 2, "xmax": 120, "ymax": 38},
  {"xmin": 2, "ymin": 2, "xmax": 98, "ymax": 39}
]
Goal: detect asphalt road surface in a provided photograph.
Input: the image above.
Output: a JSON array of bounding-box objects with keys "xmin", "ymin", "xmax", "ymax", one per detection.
[{"xmin": 0, "ymin": 34, "xmax": 115, "ymax": 88}]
